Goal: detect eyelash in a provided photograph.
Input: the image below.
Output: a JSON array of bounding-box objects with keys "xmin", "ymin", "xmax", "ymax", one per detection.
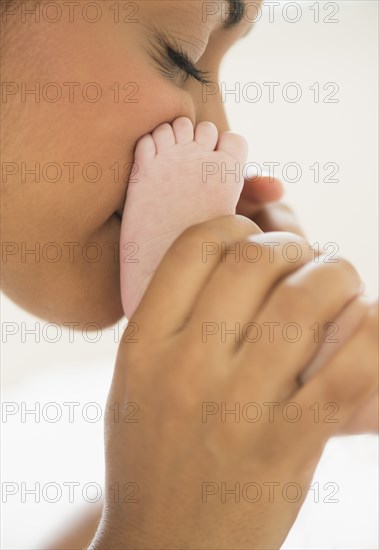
[
  {"xmin": 164, "ymin": 45, "xmax": 211, "ymax": 86},
  {"xmin": 151, "ymin": 34, "xmax": 211, "ymax": 86}
]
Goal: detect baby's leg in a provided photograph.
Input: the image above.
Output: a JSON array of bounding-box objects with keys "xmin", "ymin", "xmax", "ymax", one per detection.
[{"xmin": 120, "ymin": 117, "xmax": 247, "ymax": 318}]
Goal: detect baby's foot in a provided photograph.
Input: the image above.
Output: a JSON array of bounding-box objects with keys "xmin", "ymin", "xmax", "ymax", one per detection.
[{"xmin": 120, "ymin": 117, "xmax": 248, "ymax": 318}]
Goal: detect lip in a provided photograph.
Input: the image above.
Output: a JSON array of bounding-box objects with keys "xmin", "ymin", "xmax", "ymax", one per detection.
[{"xmin": 116, "ymin": 193, "xmax": 128, "ymax": 221}]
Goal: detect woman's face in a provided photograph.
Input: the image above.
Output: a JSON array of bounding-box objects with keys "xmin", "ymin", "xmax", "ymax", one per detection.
[{"xmin": 1, "ymin": 0, "xmax": 255, "ymax": 327}]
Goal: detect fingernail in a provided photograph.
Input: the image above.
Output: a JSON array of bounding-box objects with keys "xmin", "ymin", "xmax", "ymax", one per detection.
[{"xmin": 245, "ymin": 166, "xmax": 272, "ymax": 180}]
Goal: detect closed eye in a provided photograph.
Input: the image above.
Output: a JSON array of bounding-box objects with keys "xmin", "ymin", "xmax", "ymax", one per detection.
[
  {"xmin": 165, "ymin": 44, "xmax": 212, "ymax": 86},
  {"xmin": 148, "ymin": 31, "xmax": 212, "ymax": 86}
]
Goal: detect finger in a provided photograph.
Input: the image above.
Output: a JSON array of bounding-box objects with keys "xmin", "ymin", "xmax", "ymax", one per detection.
[
  {"xmin": 238, "ymin": 173, "xmax": 284, "ymax": 208},
  {"xmin": 252, "ymin": 202, "xmax": 307, "ymax": 238},
  {"xmin": 291, "ymin": 301, "xmax": 378, "ymax": 462},
  {"xmin": 189, "ymin": 232, "xmax": 314, "ymax": 350},
  {"xmin": 301, "ymin": 297, "xmax": 378, "ymax": 435},
  {"xmin": 240, "ymin": 257, "xmax": 363, "ymax": 399},
  {"xmin": 301, "ymin": 296, "xmax": 369, "ymax": 383},
  {"xmin": 132, "ymin": 215, "xmax": 262, "ymax": 335}
]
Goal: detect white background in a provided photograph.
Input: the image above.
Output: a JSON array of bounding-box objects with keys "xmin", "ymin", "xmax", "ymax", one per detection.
[{"xmin": 1, "ymin": 1, "xmax": 378, "ymax": 548}]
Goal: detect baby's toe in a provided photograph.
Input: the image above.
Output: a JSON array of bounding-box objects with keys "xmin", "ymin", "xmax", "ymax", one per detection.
[
  {"xmin": 152, "ymin": 122, "xmax": 176, "ymax": 154},
  {"xmin": 134, "ymin": 134, "xmax": 156, "ymax": 164},
  {"xmin": 172, "ymin": 117, "xmax": 194, "ymax": 144},
  {"xmin": 195, "ymin": 121, "xmax": 218, "ymax": 151},
  {"xmin": 217, "ymin": 131, "xmax": 248, "ymax": 165}
]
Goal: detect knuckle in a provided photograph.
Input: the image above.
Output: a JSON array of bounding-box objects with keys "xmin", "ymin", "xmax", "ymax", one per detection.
[
  {"xmin": 281, "ymin": 232, "xmax": 310, "ymax": 250},
  {"xmin": 258, "ymin": 232, "xmax": 312, "ymax": 269},
  {"xmin": 272, "ymin": 232, "xmax": 310, "ymax": 252},
  {"xmin": 329, "ymin": 256, "xmax": 360, "ymax": 283}
]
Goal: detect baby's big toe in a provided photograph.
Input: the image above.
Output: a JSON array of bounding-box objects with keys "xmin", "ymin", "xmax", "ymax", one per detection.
[
  {"xmin": 195, "ymin": 121, "xmax": 219, "ymax": 151},
  {"xmin": 217, "ymin": 131, "xmax": 249, "ymax": 165}
]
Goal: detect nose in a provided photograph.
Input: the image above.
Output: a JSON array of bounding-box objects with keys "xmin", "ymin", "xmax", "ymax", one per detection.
[{"xmin": 195, "ymin": 82, "xmax": 230, "ymax": 133}]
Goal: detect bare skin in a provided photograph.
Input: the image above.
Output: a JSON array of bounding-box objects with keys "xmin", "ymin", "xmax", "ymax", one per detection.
[
  {"xmin": 43, "ymin": 503, "xmax": 102, "ymax": 550},
  {"xmin": 120, "ymin": 116, "xmax": 378, "ymax": 434},
  {"xmin": 1, "ymin": 1, "xmax": 377, "ymax": 548},
  {"xmin": 91, "ymin": 216, "xmax": 378, "ymax": 549},
  {"xmin": 45, "ymin": 189, "xmax": 377, "ymax": 549},
  {"xmin": 1, "ymin": 0, "xmax": 281, "ymax": 327},
  {"xmin": 120, "ymin": 117, "xmax": 248, "ymax": 318}
]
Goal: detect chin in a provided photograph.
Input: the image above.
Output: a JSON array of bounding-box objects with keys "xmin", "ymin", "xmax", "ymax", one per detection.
[{"xmin": 2, "ymin": 271, "xmax": 125, "ymax": 331}]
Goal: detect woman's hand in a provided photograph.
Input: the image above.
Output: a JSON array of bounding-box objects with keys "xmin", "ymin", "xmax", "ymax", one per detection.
[
  {"xmin": 239, "ymin": 175, "xmax": 378, "ymax": 434},
  {"xmin": 91, "ymin": 215, "xmax": 377, "ymax": 550},
  {"xmin": 237, "ymin": 173, "xmax": 305, "ymax": 236}
]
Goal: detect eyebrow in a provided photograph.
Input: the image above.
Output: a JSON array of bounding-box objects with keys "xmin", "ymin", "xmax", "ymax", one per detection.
[{"xmin": 225, "ymin": 0, "xmax": 246, "ymax": 27}]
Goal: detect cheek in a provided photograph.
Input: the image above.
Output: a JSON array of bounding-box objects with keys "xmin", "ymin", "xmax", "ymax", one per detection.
[
  {"xmin": 1, "ymin": 19, "xmax": 195, "ymax": 325},
  {"xmin": 3, "ymin": 29, "xmax": 195, "ymax": 240}
]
